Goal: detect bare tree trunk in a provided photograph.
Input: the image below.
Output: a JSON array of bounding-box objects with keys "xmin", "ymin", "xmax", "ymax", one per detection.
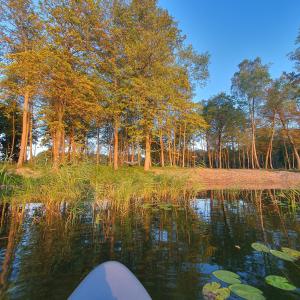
[
  {"xmin": 280, "ymin": 116, "xmax": 300, "ymax": 169},
  {"xmin": 168, "ymin": 130, "xmax": 172, "ymax": 166},
  {"xmin": 96, "ymin": 128, "xmax": 100, "ymax": 164},
  {"xmin": 265, "ymin": 115, "xmax": 275, "ymax": 169},
  {"xmin": 17, "ymin": 89, "xmax": 30, "ymax": 168},
  {"xmin": 182, "ymin": 122, "xmax": 186, "ymax": 168},
  {"xmin": 131, "ymin": 143, "xmax": 134, "ymax": 163},
  {"xmin": 218, "ymin": 133, "xmax": 222, "ymax": 169},
  {"xmin": 159, "ymin": 129, "xmax": 165, "ymax": 167},
  {"xmin": 9, "ymin": 113, "xmax": 16, "ymax": 161},
  {"xmin": 173, "ymin": 128, "xmax": 176, "ymax": 166},
  {"xmin": 144, "ymin": 131, "xmax": 151, "ymax": 171},
  {"xmin": 283, "ymin": 139, "xmax": 291, "ymax": 169},
  {"xmin": 206, "ymin": 134, "xmax": 212, "ymax": 168},
  {"xmin": 52, "ymin": 109, "xmax": 63, "ymax": 170},
  {"xmin": 29, "ymin": 106, "xmax": 33, "ymax": 162},
  {"xmin": 113, "ymin": 117, "xmax": 119, "ymax": 170},
  {"xmin": 137, "ymin": 144, "xmax": 141, "ymax": 166},
  {"xmin": 61, "ymin": 127, "xmax": 65, "ymax": 164},
  {"xmin": 250, "ymin": 99, "xmax": 260, "ymax": 168}
]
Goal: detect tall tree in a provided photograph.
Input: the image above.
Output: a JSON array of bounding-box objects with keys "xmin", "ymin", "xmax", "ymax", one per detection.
[
  {"xmin": 232, "ymin": 58, "xmax": 270, "ymax": 168},
  {"xmin": 0, "ymin": 0, "xmax": 44, "ymax": 167}
]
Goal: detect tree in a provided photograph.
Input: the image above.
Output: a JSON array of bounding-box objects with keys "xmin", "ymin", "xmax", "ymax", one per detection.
[
  {"xmin": 203, "ymin": 93, "xmax": 245, "ymax": 168},
  {"xmin": 0, "ymin": 0, "xmax": 45, "ymax": 168},
  {"xmin": 232, "ymin": 58, "xmax": 270, "ymax": 169}
]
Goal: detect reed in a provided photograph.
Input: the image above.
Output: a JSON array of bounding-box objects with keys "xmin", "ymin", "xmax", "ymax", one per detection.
[{"xmin": 1, "ymin": 163, "xmax": 195, "ymax": 210}]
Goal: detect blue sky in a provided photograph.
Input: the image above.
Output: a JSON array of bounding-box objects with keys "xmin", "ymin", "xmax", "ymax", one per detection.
[{"xmin": 158, "ymin": 0, "xmax": 300, "ymax": 101}]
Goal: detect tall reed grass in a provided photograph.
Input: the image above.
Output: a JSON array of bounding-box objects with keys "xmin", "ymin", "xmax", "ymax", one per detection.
[{"xmin": 1, "ymin": 163, "xmax": 196, "ymax": 210}]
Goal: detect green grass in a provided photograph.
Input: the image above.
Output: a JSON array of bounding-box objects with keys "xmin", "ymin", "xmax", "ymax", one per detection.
[{"xmin": 0, "ymin": 163, "xmax": 196, "ymax": 210}]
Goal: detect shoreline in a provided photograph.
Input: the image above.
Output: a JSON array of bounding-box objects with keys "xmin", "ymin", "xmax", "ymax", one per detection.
[{"xmin": 154, "ymin": 168, "xmax": 300, "ymax": 190}]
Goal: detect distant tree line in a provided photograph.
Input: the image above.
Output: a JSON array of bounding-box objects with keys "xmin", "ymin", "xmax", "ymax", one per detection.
[{"xmin": 0, "ymin": 0, "xmax": 299, "ymax": 170}]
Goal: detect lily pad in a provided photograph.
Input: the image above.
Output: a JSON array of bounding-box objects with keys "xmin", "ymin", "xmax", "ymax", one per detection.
[
  {"xmin": 281, "ymin": 247, "xmax": 300, "ymax": 260},
  {"xmin": 229, "ymin": 284, "xmax": 265, "ymax": 300},
  {"xmin": 203, "ymin": 282, "xmax": 230, "ymax": 300},
  {"xmin": 270, "ymin": 249, "xmax": 295, "ymax": 262},
  {"xmin": 265, "ymin": 275, "xmax": 296, "ymax": 291},
  {"xmin": 212, "ymin": 270, "xmax": 241, "ymax": 284},
  {"xmin": 251, "ymin": 242, "xmax": 270, "ymax": 253}
]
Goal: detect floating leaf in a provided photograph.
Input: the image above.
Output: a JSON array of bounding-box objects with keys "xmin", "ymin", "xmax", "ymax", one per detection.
[
  {"xmin": 281, "ymin": 247, "xmax": 300, "ymax": 260},
  {"xmin": 212, "ymin": 270, "xmax": 241, "ymax": 284},
  {"xmin": 265, "ymin": 275, "xmax": 296, "ymax": 291},
  {"xmin": 203, "ymin": 282, "xmax": 230, "ymax": 300},
  {"xmin": 229, "ymin": 284, "xmax": 265, "ymax": 300},
  {"xmin": 251, "ymin": 242, "xmax": 270, "ymax": 253},
  {"xmin": 270, "ymin": 249, "xmax": 295, "ymax": 262}
]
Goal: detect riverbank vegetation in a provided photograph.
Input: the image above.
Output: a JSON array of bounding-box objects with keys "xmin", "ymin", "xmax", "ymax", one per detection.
[
  {"xmin": 0, "ymin": 0, "xmax": 299, "ymax": 173},
  {"xmin": 0, "ymin": 163, "xmax": 196, "ymax": 209}
]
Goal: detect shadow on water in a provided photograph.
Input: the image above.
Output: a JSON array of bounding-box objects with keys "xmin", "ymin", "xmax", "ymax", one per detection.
[{"xmin": 0, "ymin": 190, "xmax": 300, "ymax": 299}]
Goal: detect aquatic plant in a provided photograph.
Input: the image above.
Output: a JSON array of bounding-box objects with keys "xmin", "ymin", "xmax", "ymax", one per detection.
[
  {"xmin": 229, "ymin": 284, "xmax": 265, "ymax": 300},
  {"xmin": 251, "ymin": 242, "xmax": 270, "ymax": 253},
  {"xmin": 202, "ymin": 282, "xmax": 230, "ymax": 300},
  {"xmin": 212, "ymin": 270, "xmax": 241, "ymax": 284},
  {"xmin": 265, "ymin": 275, "xmax": 296, "ymax": 291}
]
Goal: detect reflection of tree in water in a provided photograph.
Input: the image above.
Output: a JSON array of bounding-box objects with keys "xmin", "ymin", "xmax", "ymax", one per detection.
[
  {"xmin": 199, "ymin": 190, "xmax": 300, "ymax": 291},
  {"xmin": 0, "ymin": 204, "xmax": 24, "ymax": 298},
  {"xmin": 0, "ymin": 191, "xmax": 300, "ymax": 299}
]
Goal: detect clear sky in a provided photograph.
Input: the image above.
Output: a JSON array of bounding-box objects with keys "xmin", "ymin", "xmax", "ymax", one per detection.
[{"xmin": 158, "ymin": 0, "xmax": 300, "ymax": 101}]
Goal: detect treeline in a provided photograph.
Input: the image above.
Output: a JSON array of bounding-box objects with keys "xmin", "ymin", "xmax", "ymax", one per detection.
[{"xmin": 0, "ymin": 0, "xmax": 299, "ymax": 170}]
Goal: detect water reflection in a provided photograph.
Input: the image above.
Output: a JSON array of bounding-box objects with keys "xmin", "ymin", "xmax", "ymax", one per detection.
[{"xmin": 0, "ymin": 190, "xmax": 299, "ymax": 299}]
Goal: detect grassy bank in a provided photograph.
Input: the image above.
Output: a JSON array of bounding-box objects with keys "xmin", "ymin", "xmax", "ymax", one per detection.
[{"xmin": 0, "ymin": 163, "xmax": 196, "ymax": 209}]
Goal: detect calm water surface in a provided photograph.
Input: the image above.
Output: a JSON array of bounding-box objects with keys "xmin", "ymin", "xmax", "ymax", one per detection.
[{"xmin": 0, "ymin": 190, "xmax": 300, "ymax": 300}]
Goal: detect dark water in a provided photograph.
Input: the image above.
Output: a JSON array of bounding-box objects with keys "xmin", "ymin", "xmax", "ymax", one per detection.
[{"xmin": 0, "ymin": 190, "xmax": 300, "ymax": 300}]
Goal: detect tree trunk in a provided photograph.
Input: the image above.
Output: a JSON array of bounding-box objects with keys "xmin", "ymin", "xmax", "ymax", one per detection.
[
  {"xmin": 29, "ymin": 106, "xmax": 33, "ymax": 162},
  {"xmin": 61, "ymin": 127, "xmax": 65, "ymax": 164},
  {"xmin": 9, "ymin": 113, "xmax": 16, "ymax": 161},
  {"xmin": 17, "ymin": 89, "xmax": 30, "ymax": 168},
  {"xmin": 159, "ymin": 129, "xmax": 165, "ymax": 167},
  {"xmin": 173, "ymin": 128, "xmax": 176, "ymax": 166},
  {"xmin": 218, "ymin": 133, "xmax": 222, "ymax": 169},
  {"xmin": 52, "ymin": 109, "xmax": 63, "ymax": 170},
  {"xmin": 113, "ymin": 117, "xmax": 119, "ymax": 170},
  {"xmin": 250, "ymin": 99, "xmax": 260, "ymax": 168},
  {"xmin": 137, "ymin": 144, "xmax": 141, "ymax": 166},
  {"xmin": 207, "ymin": 140, "xmax": 212, "ymax": 168},
  {"xmin": 168, "ymin": 130, "xmax": 172, "ymax": 166},
  {"xmin": 283, "ymin": 138, "xmax": 291, "ymax": 169},
  {"xmin": 131, "ymin": 143, "xmax": 135, "ymax": 163},
  {"xmin": 182, "ymin": 122, "xmax": 186, "ymax": 168},
  {"xmin": 96, "ymin": 128, "xmax": 100, "ymax": 164},
  {"xmin": 144, "ymin": 131, "xmax": 151, "ymax": 171},
  {"xmin": 265, "ymin": 114, "xmax": 275, "ymax": 169},
  {"xmin": 280, "ymin": 115, "xmax": 300, "ymax": 169}
]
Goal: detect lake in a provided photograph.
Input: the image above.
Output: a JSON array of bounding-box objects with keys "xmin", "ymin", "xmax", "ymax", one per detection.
[{"xmin": 0, "ymin": 190, "xmax": 299, "ymax": 299}]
